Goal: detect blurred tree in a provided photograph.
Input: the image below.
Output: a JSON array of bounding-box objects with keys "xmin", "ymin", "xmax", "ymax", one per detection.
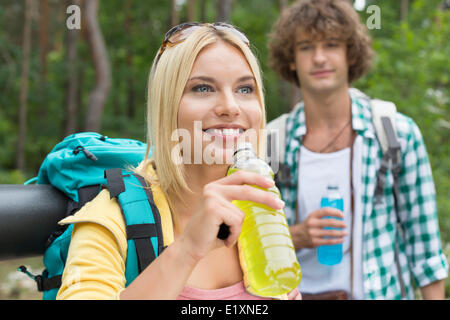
[
  {"xmin": 16, "ymin": 0, "xmax": 33, "ymax": 171},
  {"xmin": 401, "ymin": 0, "xmax": 409, "ymax": 20},
  {"xmin": 124, "ymin": 0, "xmax": 135, "ymax": 119},
  {"xmin": 83, "ymin": 0, "xmax": 111, "ymax": 132},
  {"xmin": 216, "ymin": 0, "xmax": 232, "ymax": 22},
  {"xmin": 200, "ymin": 0, "xmax": 207, "ymax": 21},
  {"xmin": 187, "ymin": 0, "xmax": 196, "ymax": 21},
  {"xmin": 64, "ymin": 0, "xmax": 80, "ymax": 136},
  {"xmin": 171, "ymin": 0, "xmax": 179, "ymax": 27},
  {"xmin": 279, "ymin": 0, "xmax": 288, "ymax": 10},
  {"xmin": 276, "ymin": 0, "xmax": 301, "ymax": 109},
  {"xmin": 38, "ymin": 0, "xmax": 49, "ymax": 122}
]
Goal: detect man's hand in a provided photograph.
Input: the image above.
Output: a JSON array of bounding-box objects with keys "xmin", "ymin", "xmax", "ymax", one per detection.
[
  {"xmin": 420, "ymin": 279, "xmax": 446, "ymax": 300},
  {"xmin": 289, "ymin": 207, "xmax": 348, "ymax": 250}
]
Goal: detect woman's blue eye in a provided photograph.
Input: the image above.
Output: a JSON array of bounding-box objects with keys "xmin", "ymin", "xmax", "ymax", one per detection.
[
  {"xmin": 193, "ymin": 84, "xmax": 213, "ymax": 93},
  {"xmin": 237, "ymin": 86, "xmax": 253, "ymax": 94}
]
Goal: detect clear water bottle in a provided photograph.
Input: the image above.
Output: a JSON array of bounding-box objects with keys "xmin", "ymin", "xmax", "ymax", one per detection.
[
  {"xmin": 317, "ymin": 184, "xmax": 344, "ymax": 266},
  {"xmin": 227, "ymin": 142, "xmax": 302, "ymax": 297}
]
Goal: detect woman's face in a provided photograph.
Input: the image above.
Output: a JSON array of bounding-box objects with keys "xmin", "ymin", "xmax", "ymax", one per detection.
[{"xmin": 177, "ymin": 40, "xmax": 262, "ymax": 165}]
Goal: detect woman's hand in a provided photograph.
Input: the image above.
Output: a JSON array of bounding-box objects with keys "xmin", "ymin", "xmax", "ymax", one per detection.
[{"xmin": 180, "ymin": 170, "xmax": 285, "ymax": 262}]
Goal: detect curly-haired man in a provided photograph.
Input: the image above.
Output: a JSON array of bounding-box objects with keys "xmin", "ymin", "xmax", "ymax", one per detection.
[{"xmin": 267, "ymin": 0, "xmax": 448, "ymax": 300}]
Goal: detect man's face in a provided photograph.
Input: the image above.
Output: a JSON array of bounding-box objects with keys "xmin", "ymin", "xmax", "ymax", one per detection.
[{"xmin": 290, "ymin": 29, "xmax": 349, "ymax": 94}]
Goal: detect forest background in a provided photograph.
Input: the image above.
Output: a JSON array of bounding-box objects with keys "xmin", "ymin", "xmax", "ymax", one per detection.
[{"xmin": 0, "ymin": 0, "xmax": 449, "ymax": 299}]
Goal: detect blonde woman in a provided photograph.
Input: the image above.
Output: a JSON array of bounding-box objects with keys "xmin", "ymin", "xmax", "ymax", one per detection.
[{"xmin": 57, "ymin": 23, "xmax": 301, "ymax": 300}]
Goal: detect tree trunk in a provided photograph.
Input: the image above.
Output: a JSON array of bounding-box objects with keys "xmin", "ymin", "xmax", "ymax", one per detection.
[
  {"xmin": 38, "ymin": 0, "xmax": 49, "ymax": 122},
  {"xmin": 436, "ymin": 1, "xmax": 450, "ymax": 28},
  {"xmin": 65, "ymin": 0, "xmax": 80, "ymax": 136},
  {"xmin": 16, "ymin": 0, "xmax": 33, "ymax": 171},
  {"xmin": 400, "ymin": 0, "xmax": 409, "ymax": 21},
  {"xmin": 170, "ymin": 0, "xmax": 179, "ymax": 27},
  {"xmin": 216, "ymin": 0, "xmax": 232, "ymax": 22},
  {"xmin": 187, "ymin": 0, "xmax": 196, "ymax": 21},
  {"xmin": 124, "ymin": 0, "xmax": 135, "ymax": 119},
  {"xmin": 84, "ymin": 0, "xmax": 111, "ymax": 132},
  {"xmin": 279, "ymin": 0, "xmax": 288, "ymax": 11},
  {"xmin": 276, "ymin": 0, "xmax": 300, "ymax": 111},
  {"xmin": 200, "ymin": 0, "xmax": 207, "ymax": 22}
]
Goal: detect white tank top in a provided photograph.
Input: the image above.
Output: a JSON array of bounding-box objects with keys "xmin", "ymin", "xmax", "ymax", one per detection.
[{"xmin": 296, "ymin": 136, "xmax": 364, "ymax": 299}]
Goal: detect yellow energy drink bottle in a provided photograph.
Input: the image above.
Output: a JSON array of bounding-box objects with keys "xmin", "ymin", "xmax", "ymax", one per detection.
[{"xmin": 227, "ymin": 142, "xmax": 301, "ymax": 297}]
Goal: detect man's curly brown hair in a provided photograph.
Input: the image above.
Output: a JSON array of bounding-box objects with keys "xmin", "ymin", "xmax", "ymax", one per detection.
[{"xmin": 268, "ymin": 0, "xmax": 374, "ymax": 87}]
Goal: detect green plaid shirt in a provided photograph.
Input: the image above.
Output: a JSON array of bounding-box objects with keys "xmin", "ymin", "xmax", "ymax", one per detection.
[{"xmin": 277, "ymin": 89, "xmax": 448, "ymax": 299}]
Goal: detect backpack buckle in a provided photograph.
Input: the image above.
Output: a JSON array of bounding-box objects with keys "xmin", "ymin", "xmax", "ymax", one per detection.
[
  {"xmin": 35, "ymin": 275, "xmax": 44, "ymax": 292},
  {"xmin": 17, "ymin": 266, "xmax": 45, "ymax": 292}
]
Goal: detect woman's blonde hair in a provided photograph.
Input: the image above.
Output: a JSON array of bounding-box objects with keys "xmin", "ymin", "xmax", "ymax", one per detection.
[{"xmin": 135, "ymin": 25, "xmax": 266, "ymax": 230}]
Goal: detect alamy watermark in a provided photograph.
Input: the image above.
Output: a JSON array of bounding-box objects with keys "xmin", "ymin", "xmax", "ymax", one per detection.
[
  {"xmin": 66, "ymin": 5, "xmax": 81, "ymax": 30},
  {"xmin": 65, "ymin": 4, "xmax": 381, "ymax": 31},
  {"xmin": 366, "ymin": 5, "xmax": 381, "ymax": 30}
]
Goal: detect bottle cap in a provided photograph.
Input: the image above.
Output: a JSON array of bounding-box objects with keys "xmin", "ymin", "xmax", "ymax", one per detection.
[{"xmin": 233, "ymin": 142, "xmax": 255, "ymax": 156}]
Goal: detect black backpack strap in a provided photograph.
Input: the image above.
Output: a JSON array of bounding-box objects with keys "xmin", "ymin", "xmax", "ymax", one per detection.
[
  {"xmin": 66, "ymin": 185, "xmax": 102, "ymax": 216},
  {"xmin": 126, "ymin": 223, "xmax": 158, "ymax": 273},
  {"xmin": 104, "ymin": 169, "xmax": 165, "ymax": 284},
  {"xmin": 133, "ymin": 174, "xmax": 165, "ymax": 257},
  {"xmin": 44, "ymin": 185, "xmax": 103, "ymax": 250},
  {"xmin": 104, "ymin": 168, "xmax": 126, "ymax": 198}
]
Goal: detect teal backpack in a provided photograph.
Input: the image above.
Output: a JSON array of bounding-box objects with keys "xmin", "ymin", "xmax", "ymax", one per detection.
[{"xmin": 18, "ymin": 132, "xmax": 166, "ymax": 300}]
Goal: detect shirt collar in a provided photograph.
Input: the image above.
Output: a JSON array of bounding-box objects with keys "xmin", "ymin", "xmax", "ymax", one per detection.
[{"xmin": 288, "ymin": 88, "xmax": 376, "ymax": 142}]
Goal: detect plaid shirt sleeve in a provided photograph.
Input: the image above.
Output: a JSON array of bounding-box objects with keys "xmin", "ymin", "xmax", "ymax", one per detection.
[{"xmin": 396, "ymin": 115, "xmax": 449, "ymax": 288}]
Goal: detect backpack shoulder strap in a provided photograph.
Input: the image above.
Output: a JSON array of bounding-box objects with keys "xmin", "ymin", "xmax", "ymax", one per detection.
[
  {"xmin": 371, "ymin": 99, "xmax": 399, "ymax": 154},
  {"xmin": 371, "ymin": 99, "xmax": 402, "ymax": 201},
  {"xmin": 266, "ymin": 113, "xmax": 288, "ymax": 176},
  {"xmin": 266, "ymin": 113, "xmax": 294, "ymax": 187},
  {"xmin": 104, "ymin": 168, "xmax": 165, "ymax": 286},
  {"xmin": 266, "ymin": 113, "xmax": 288, "ymax": 165},
  {"xmin": 370, "ymin": 100, "xmax": 407, "ymax": 299}
]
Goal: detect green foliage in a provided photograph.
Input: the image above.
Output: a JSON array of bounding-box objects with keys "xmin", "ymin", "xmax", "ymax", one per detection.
[{"xmin": 0, "ymin": 169, "xmax": 26, "ymax": 185}]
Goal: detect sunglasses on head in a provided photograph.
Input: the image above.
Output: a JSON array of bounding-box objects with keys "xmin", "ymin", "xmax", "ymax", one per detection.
[{"xmin": 154, "ymin": 22, "xmax": 250, "ymax": 66}]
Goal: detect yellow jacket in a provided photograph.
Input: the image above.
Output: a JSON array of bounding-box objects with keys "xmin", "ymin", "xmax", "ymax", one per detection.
[{"xmin": 56, "ymin": 172, "xmax": 174, "ymax": 300}]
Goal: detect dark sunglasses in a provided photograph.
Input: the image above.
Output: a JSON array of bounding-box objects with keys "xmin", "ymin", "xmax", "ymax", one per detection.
[{"xmin": 154, "ymin": 22, "xmax": 250, "ymax": 66}]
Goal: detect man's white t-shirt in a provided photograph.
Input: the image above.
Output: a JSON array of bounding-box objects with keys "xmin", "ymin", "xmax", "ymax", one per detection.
[{"xmin": 296, "ymin": 136, "xmax": 364, "ymax": 299}]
